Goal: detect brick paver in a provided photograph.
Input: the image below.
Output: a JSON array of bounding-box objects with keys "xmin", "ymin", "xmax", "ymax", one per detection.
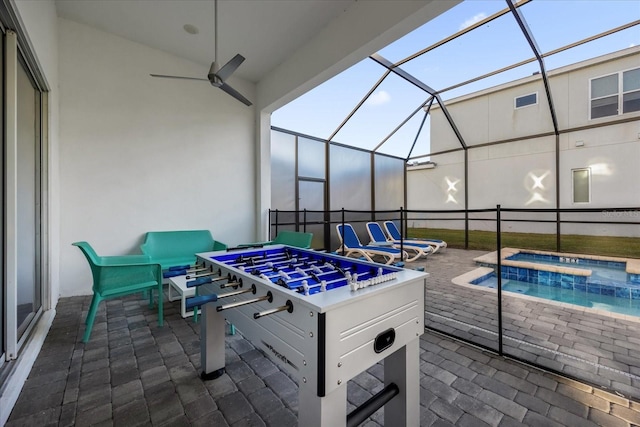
[{"xmin": 6, "ymin": 249, "xmax": 639, "ymax": 426}]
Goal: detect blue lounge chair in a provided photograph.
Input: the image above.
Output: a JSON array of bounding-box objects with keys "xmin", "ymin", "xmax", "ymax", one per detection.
[
  {"xmin": 383, "ymin": 220, "xmax": 447, "ymax": 253},
  {"xmin": 336, "ymin": 223, "xmax": 407, "ymax": 265},
  {"xmin": 366, "ymin": 222, "xmax": 432, "ymax": 262}
]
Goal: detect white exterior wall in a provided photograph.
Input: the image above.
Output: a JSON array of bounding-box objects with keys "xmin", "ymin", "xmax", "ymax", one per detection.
[
  {"xmin": 409, "ymin": 47, "xmax": 640, "ymax": 236},
  {"xmin": 58, "ymin": 18, "xmax": 256, "ymax": 296}
]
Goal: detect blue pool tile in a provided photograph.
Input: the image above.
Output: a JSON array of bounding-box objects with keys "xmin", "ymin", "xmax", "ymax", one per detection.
[
  {"xmin": 550, "ymin": 272, "xmax": 561, "ymax": 288},
  {"xmin": 630, "ymin": 274, "xmax": 640, "ymax": 284},
  {"xmin": 538, "ymin": 271, "xmax": 550, "ymax": 286},
  {"xmin": 631, "ymin": 288, "xmax": 640, "ymax": 300},
  {"xmin": 517, "ymin": 268, "xmax": 528, "ymax": 282},
  {"xmin": 601, "ymin": 285, "xmax": 616, "ymax": 296},
  {"xmin": 615, "ymin": 286, "xmax": 630, "ymax": 299},
  {"xmin": 575, "ymin": 283, "xmax": 586, "ymax": 292},
  {"xmin": 587, "ymin": 283, "xmax": 601, "ymax": 294}
]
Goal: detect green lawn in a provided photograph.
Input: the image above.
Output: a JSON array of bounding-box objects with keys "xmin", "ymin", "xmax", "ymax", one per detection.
[{"xmin": 408, "ymin": 228, "xmax": 640, "ymax": 259}]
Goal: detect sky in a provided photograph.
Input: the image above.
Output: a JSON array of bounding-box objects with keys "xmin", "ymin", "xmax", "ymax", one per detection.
[{"xmin": 271, "ymin": 0, "xmax": 640, "ymax": 159}]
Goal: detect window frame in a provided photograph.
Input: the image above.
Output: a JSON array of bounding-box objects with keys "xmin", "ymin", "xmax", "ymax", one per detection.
[
  {"xmin": 514, "ymin": 92, "xmax": 538, "ymax": 109},
  {"xmin": 571, "ymin": 168, "xmax": 591, "ymax": 204},
  {"xmin": 589, "ymin": 66, "xmax": 640, "ymax": 120}
]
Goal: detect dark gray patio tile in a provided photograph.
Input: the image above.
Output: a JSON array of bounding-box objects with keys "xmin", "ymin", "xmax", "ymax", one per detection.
[
  {"xmin": 472, "ymin": 374, "xmax": 518, "ymax": 400},
  {"xmin": 204, "ymin": 373, "xmax": 238, "ymax": 398},
  {"xmin": 237, "ymin": 375, "xmax": 266, "ymax": 396},
  {"xmin": 217, "ymin": 391, "xmax": 254, "ymax": 425},
  {"xmin": 262, "ymin": 371, "xmax": 297, "ymax": 401},
  {"xmin": 421, "ymin": 361, "xmax": 458, "ymax": 385},
  {"xmin": 535, "ymin": 387, "xmax": 589, "ymax": 417},
  {"xmin": 77, "ymin": 384, "xmax": 112, "ymax": 412},
  {"xmin": 513, "ymin": 391, "xmax": 550, "ymax": 416},
  {"xmin": 229, "ymin": 412, "xmax": 264, "ymax": 427},
  {"xmin": 453, "ymin": 393, "xmax": 502, "ymax": 427},
  {"xmin": 420, "ymin": 376, "xmax": 460, "ymax": 403},
  {"xmin": 112, "ymin": 398, "xmax": 149, "ymax": 427},
  {"xmin": 457, "ymin": 412, "xmax": 493, "ymax": 427},
  {"xmin": 184, "ymin": 394, "xmax": 218, "ymax": 422},
  {"xmin": 429, "ymin": 397, "xmax": 464, "ymax": 424},
  {"xmin": 247, "ymin": 387, "xmax": 284, "ymax": 419},
  {"xmin": 5, "ymin": 407, "xmax": 61, "ymax": 427},
  {"xmin": 493, "ymin": 370, "xmax": 537, "ymax": 394},
  {"xmin": 74, "ymin": 403, "xmax": 112, "ymax": 427},
  {"xmin": 477, "ymin": 389, "xmax": 527, "ymax": 422},
  {"xmin": 111, "ymin": 379, "xmax": 144, "ymax": 408},
  {"xmin": 548, "ymin": 406, "xmax": 599, "ymax": 427},
  {"xmin": 147, "ymin": 386, "xmax": 184, "ymax": 425},
  {"xmin": 440, "ymin": 359, "xmax": 477, "ymax": 381},
  {"xmin": 263, "ymin": 407, "xmax": 297, "ymax": 427},
  {"xmin": 451, "ymin": 377, "xmax": 483, "ymax": 398},
  {"xmin": 246, "ymin": 354, "xmax": 279, "ymax": 378},
  {"xmin": 226, "ymin": 360, "xmax": 255, "ymax": 383}
]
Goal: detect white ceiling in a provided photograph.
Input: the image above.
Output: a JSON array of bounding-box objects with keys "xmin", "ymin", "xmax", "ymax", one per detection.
[{"xmin": 55, "ymin": 0, "xmax": 355, "ymax": 83}]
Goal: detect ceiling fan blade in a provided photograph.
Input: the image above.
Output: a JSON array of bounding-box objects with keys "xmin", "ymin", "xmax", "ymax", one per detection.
[
  {"xmin": 219, "ymin": 82, "xmax": 252, "ymax": 106},
  {"xmin": 150, "ymin": 73, "xmax": 209, "ymax": 82},
  {"xmin": 215, "ymin": 54, "xmax": 245, "ymax": 82}
]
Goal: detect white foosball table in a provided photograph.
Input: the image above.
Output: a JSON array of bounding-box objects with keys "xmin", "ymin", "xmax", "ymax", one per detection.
[{"xmin": 185, "ymin": 245, "xmax": 427, "ymax": 426}]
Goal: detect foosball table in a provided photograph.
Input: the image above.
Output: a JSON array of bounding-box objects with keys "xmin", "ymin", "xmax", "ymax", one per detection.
[{"xmin": 184, "ymin": 245, "xmax": 427, "ymax": 426}]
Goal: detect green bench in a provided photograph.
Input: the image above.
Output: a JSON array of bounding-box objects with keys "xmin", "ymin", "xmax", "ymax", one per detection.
[
  {"xmin": 141, "ymin": 229, "xmax": 227, "ymax": 270},
  {"xmin": 141, "ymin": 230, "xmax": 227, "ymax": 318},
  {"xmin": 241, "ymin": 230, "xmax": 313, "ymax": 249}
]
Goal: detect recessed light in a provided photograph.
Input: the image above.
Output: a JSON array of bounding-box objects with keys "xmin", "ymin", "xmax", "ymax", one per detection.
[{"xmin": 183, "ymin": 24, "xmax": 199, "ymax": 35}]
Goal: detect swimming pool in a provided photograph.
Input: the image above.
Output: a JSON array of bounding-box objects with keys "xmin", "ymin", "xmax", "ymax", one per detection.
[{"xmin": 470, "ymin": 249, "xmax": 640, "ymax": 318}]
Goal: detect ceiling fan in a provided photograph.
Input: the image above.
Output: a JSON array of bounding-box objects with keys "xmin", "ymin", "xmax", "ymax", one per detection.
[{"xmin": 150, "ymin": 0, "xmax": 252, "ymax": 106}]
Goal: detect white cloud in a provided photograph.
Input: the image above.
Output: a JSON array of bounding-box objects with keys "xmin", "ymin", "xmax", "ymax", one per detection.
[
  {"xmin": 366, "ymin": 90, "xmax": 391, "ymax": 107},
  {"xmin": 460, "ymin": 12, "xmax": 487, "ymax": 30}
]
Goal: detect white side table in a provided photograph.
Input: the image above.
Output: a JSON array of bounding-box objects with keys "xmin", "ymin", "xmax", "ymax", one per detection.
[{"xmin": 167, "ymin": 275, "xmax": 196, "ymax": 318}]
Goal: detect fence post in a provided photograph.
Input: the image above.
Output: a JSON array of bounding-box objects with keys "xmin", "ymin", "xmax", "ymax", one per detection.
[
  {"xmin": 303, "ymin": 209, "xmax": 307, "ymax": 233},
  {"xmin": 496, "ymin": 204, "xmax": 503, "ymax": 356},
  {"xmin": 273, "ymin": 209, "xmax": 279, "ymax": 240},
  {"xmin": 341, "ymin": 208, "xmax": 345, "ymax": 256},
  {"xmin": 400, "ymin": 207, "xmax": 405, "ymax": 262}
]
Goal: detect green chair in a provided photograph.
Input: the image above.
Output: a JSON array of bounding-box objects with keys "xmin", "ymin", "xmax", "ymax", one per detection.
[
  {"xmin": 73, "ymin": 242, "xmax": 163, "ymax": 343},
  {"xmin": 240, "ymin": 230, "xmax": 313, "ymax": 249}
]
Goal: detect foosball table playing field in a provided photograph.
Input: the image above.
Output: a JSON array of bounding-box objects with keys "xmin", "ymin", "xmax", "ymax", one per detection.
[{"xmin": 183, "ymin": 245, "xmax": 427, "ymax": 426}]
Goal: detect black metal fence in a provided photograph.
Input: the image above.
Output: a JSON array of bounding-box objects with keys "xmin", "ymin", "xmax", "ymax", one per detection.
[{"xmin": 268, "ymin": 206, "xmax": 640, "ymax": 401}]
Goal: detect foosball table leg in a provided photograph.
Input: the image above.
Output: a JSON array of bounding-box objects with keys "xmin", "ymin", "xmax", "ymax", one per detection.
[
  {"xmin": 384, "ymin": 338, "xmax": 420, "ymax": 426},
  {"xmin": 298, "ymin": 379, "xmax": 347, "ymax": 427},
  {"xmin": 200, "ymin": 302, "xmax": 226, "ymax": 380}
]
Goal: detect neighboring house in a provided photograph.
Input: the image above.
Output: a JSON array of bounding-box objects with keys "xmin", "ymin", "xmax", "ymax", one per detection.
[{"xmin": 408, "ymin": 46, "xmax": 640, "ymax": 236}]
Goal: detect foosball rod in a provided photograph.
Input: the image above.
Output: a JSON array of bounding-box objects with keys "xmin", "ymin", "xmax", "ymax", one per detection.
[
  {"xmin": 253, "ymin": 300, "xmax": 293, "ymax": 319},
  {"xmin": 216, "ymin": 291, "xmax": 273, "ymax": 312},
  {"xmin": 234, "ymin": 254, "xmax": 312, "ymax": 271}
]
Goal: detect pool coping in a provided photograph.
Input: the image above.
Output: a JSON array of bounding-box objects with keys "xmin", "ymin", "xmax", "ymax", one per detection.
[{"xmin": 474, "ymin": 248, "xmax": 639, "ymax": 276}]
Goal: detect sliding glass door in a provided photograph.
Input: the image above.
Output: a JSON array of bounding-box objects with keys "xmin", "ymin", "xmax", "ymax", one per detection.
[{"xmin": 15, "ymin": 57, "xmax": 42, "ymax": 340}]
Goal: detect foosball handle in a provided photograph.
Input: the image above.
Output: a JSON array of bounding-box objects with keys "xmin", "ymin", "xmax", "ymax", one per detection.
[
  {"xmin": 185, "ymin": 294, "xmax": 218, "ymax": 311},
  {"xmin": 163, "ymin": 269, "xmax": 187, "ymax": 278}
]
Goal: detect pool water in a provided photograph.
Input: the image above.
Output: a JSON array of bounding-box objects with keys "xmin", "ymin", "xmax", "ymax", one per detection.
[{"xmin": 476, "ymin": 275, "xmax": 640, "ymax": 317}]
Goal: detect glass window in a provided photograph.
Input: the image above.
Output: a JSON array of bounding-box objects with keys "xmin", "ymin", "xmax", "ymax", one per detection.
[
  {"xmin": 622, "ymin": 68, "xmax": 640, "ymax": 114},
  {"xmin": 515, "ymin": 93, "xmax": 537, "ymax": 109},
  {"xmin": 591, "ymin": 74, "xmax": 618, "ymax": 98},
  {"xmin": 590, "ymin": 68, "xmax": 640, "ymax": 119},
  {"xmin": 572, "ymin": 168, "xmax": 590, "ymax": 204}
]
